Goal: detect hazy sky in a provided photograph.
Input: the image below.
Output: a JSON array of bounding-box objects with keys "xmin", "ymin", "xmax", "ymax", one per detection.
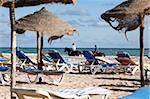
[{"xmin": 0, "ymin": 0, "xmax": 150, "ymax": 48}]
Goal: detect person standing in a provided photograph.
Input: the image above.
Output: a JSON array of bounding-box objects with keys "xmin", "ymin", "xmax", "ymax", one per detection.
[
  {"xmin": 94, "ymin": 45, "xmax": 97, "ymax": 52},
  {"xmin": 72, "ymin": 43, "xmax": 76, "ymax": 51}
]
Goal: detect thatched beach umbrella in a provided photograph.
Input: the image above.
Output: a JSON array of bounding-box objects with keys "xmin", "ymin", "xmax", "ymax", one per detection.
[
  {"xmin": 2, "ymin": 0, "xmax": 76, "ymax": 8},
  {"xmin": 15, "ymin": 7, "xmax": 76, "ymax": 68},
  {"xmin": 101, "ymin": 0, "xmax": 150, "ymax": 87},
  {"xmin": 16, "ymin": 7, "xmax": 76, "ymax": 40}
]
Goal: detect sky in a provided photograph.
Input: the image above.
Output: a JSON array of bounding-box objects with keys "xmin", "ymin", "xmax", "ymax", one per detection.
[{"xmin": 0, "ymin": 0, "xmax": 150, "ymax": 48}]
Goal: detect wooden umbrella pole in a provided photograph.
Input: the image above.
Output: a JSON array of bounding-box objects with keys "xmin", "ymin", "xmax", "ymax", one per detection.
[
  {"xmin": 139, "ymin": 14, "xmax": 145, "ymax": 87},
  {"xmin": 37, "ymin": 31, "xmax": 41, "ymax": 69},
  {"xmin": 9, "ymin": 0, "xmax": 16, "ymax": 98},
  {"xmin": 40, "ymin": 32, "xmax": 43, "ymax": 69}
]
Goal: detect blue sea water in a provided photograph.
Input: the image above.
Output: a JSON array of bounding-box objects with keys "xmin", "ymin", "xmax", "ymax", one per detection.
[{"xmin": 0, "ymin": 47, "xmax": 150, "ymax": 56}]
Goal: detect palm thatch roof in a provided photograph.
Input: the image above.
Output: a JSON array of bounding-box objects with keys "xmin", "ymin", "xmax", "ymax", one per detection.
[
  {"xmin": 101, "ymin": 0, "xmax": 150, "ymax": 35},
  {"xmin": 2, "ymin": 0, "xmax": 76, "ymax": 8},
  {"xmin": 0, "ymin": 0, "xmax": 6, "ymax": 6},
  {"xmin": 0, "ymin": 0, "xmax": 2, "ymax": 6},
  {"xmin": 15, "ymin": 7, "xmax": 76, "ymax": 42}
]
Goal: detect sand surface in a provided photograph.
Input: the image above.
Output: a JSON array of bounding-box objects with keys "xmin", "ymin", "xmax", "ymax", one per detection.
[{"xmin": 0, "ymin": 54, "xmax": 150, "ymax": 99}]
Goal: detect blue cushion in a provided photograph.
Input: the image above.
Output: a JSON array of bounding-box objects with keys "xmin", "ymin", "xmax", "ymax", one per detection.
[
  {"xmin": 101, "ymin": 63, "xmax": 118, "ymax": 67},
  {"xmin": 0, "ymin": 66, "xmax": 9, "ymax": 71},
  {"xmin": 49, "ymin": 52, "xmax": 65, "ymax": 63},
  {"xmin": 83, "ymin": 51, "xmax": 99, "ymax": 65}
]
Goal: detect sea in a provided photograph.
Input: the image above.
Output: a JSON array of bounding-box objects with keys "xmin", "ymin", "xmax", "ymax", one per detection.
[{"xmin": 0, "ymin": 47, "xmax": 150, "ymax": 56}]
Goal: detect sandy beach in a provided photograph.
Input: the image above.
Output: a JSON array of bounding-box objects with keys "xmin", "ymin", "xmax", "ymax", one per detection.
[
  {"xmin": 1, "ymin": 0, "xmax": 150, "ymax": 98},
  {"xmin": 0, "ymin": 54, "xmax": 150, "ymax": 99}
]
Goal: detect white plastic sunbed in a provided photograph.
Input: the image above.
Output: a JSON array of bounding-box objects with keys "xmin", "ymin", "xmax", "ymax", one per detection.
[
  {"xmin": 0, "ymin": 66, "xmax": 65, "ymax": 86},
  {"xmin": 48, "ymin": 51, "xmax": 81, "ymax": 73},
  {"xmin": 12, "ymin": 87, "xmax": 111, "ymax": 99}
]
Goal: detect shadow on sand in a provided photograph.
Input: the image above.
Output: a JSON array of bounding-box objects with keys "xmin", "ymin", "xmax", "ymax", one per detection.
[{"xmin": 96, "ymin": 76, "xmax": 140, "ymax": 82}]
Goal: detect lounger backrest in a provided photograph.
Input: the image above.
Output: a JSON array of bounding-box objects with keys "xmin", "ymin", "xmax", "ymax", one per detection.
[
  {"xmin": 43, "ymin": 54, "xmax": 53, "ymax": 62},
  {"xmin": 116, "ymin": 51, "xmax": 130, "ymax": 58},
  {"xmin": 16, "ymin": 50, "xmax": 36, "ymax": 65},
  {"xmin": 48, "ymin": 52, "xmax": 65, "ymax": 63},
  {"xmin": 11, "ymin": 88, "xmax": 51, "ymax": 99},
  {"xmin": 83, "ymin": 51, "xmax": 99, "ymax": 65},
  {"xmin": 115, "ymin": 57, "xmax": 137, "ymax": 65},
  {"xmin": 115, "ymin": 51, "xmax": 137, "ymax": 65}
]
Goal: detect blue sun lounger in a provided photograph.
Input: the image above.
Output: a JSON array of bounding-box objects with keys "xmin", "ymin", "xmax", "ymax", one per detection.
[
  {"xmin": 0, "ymin": 66, "xmax": 11, "ymax": 85},
  {"xmin": 16, "ymin": 50, "xmax": 37, "ymax": 66},
  {"xmin": 48, "ymin": 50, "xmax": 81, "ymax": 73},
  {"xmin": 15, "ymin": 49, "xmax": 65, "ymax": 85},
  {"xmin": 80, "ymin": 51, "xmax": 119, "ymax": 74},
  {"xmin": 0, "ymin": 66, "xmax": 65, "ymax": 85}
]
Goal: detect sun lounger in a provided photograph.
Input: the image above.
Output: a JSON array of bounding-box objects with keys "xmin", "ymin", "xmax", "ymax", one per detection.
[
  {"xmin": 0, "ymin": 66, "xmax": 25, "ymax": 85},
  {"xmin": 0, "ymin": 57, "xmax": 14, "ymax": 85},
  {"xmin": 0, "ymin": 66, "xmax": 11, "ymax": 85},
  {"xmin": 115, "ymin": 51, "xmax": 139, "ymax": 75},
  {"xmin": 95, "ymin": 56, "xmax": 117, "ymax": 64},
  {"xmin": 145, "ymin": 68, "xmax": 150, "ymax": 81},
  {"xmin": 0, "ymin": 65, "xmax": 65, "ymax": 85},
  {"xmin": 0, "ymin": 54, "xmax": 12, "ymax": 66},
  {"xmin": 16, "ymin": 49, "xmax": 53, "ymax": 70},
  {"xmin": 0, "ymin": 53, "xmax": 11, "ymax": 62},
  {"xmin": 0, "ymin": 57, "xmax": 7, "ymax": 62},
  {"xmin": 48, "ymin": 50, "xmax": 81, "ymax": 73},
  {"xmin": 23, "ymin": 68, "xmax": 65, "ymax": 85},
  {"xmin": 16, "ymin": 50, "xmax": 37, "ymax": 67},
  {"xmin": 12, "ymin": 87, "xmax": 111, "ymax": 99},
  {"xmin": 119, "ymin": 87, "xmax": 150, "ymax": 99},
  {"xmin": 43, "ymin": 54, "xmax": 53, "ymax": 62},
  {"xmin": 80, "ymin": 51, "xmax": 119, "ymax": 74}
]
